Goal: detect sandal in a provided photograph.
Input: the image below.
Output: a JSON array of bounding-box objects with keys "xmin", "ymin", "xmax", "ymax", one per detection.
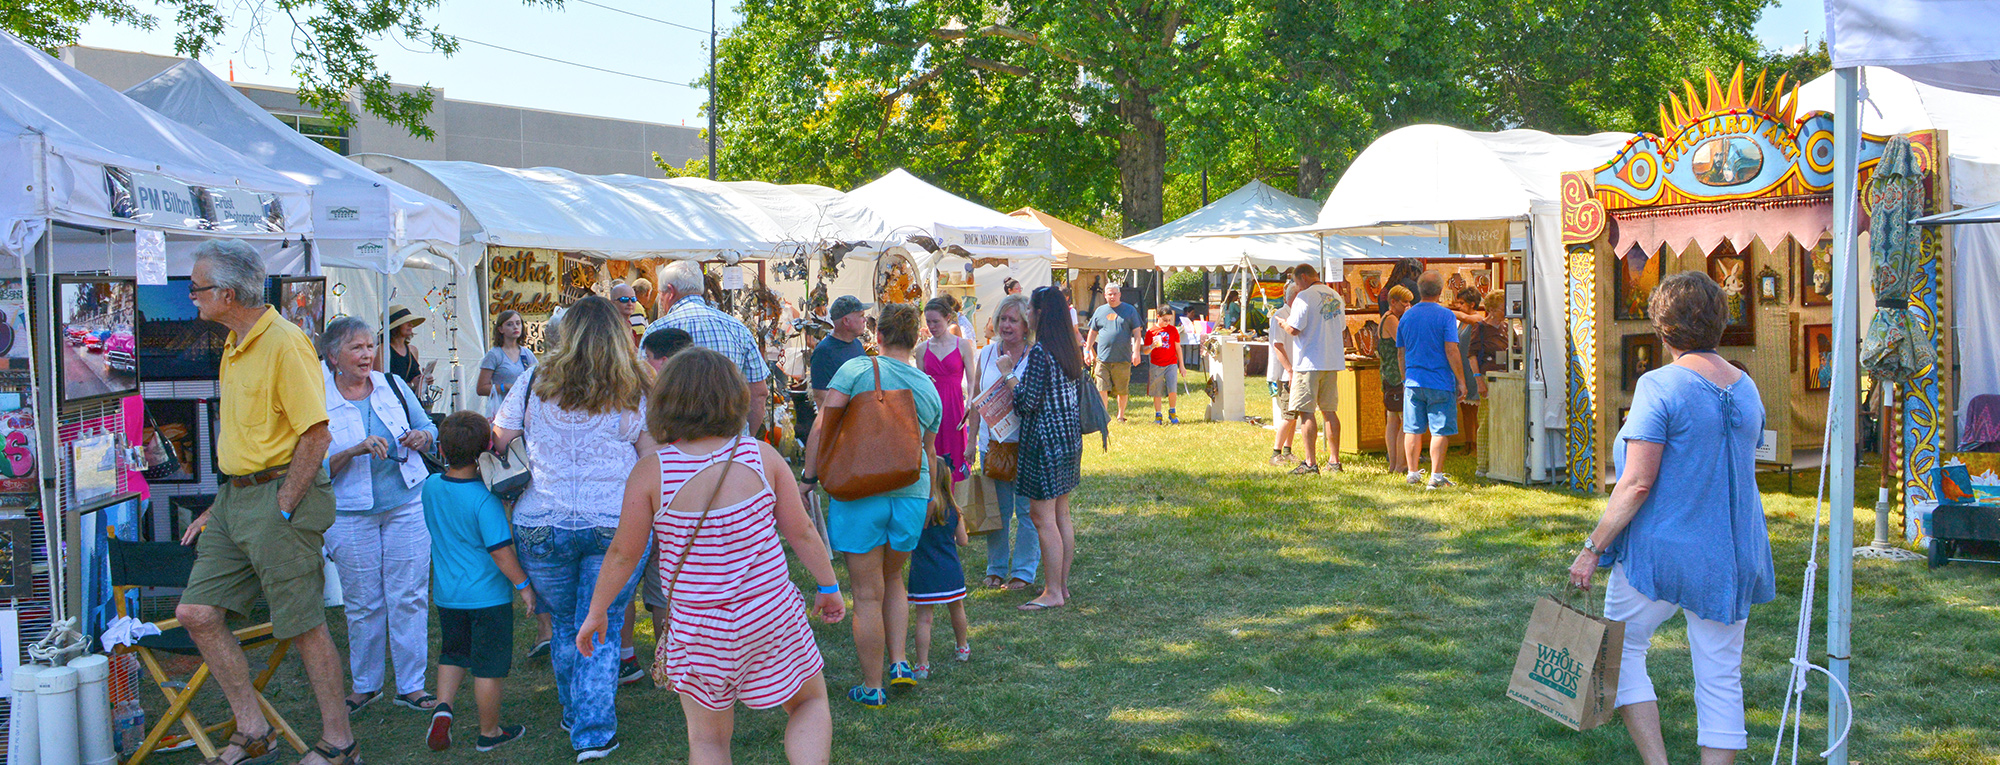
[
  {"xmin": 343, "ymin": 691, "xmax": 379, "ymax": 713},
  {"xmin": 981, "ymin": 575, "xmax": 1006, "ymax": 589},
  {"xmin": 393, "ymin": 692, "xmax": 438, "ymax": 712},
  {"xmin": 1004, "ymin": 578, "xmax": 1032, "ymax": 591},
  {"xmin": 198, "ymin": 728, "xmax": 278, "ymax": 765},
  {"xmin": 308, "ymin": 739, "xmax": 363, "ymax": 765}
]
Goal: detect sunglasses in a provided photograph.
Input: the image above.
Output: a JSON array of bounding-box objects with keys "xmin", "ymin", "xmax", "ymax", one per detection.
[{"xmin": 615, "ymin": 296, "xmax": 638, "ymax": 303}]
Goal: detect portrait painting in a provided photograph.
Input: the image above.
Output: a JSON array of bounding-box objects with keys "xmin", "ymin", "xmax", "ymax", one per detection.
[
  {"xmin": 1690, "ymin": 136, "xmax": 1765, "ymax": 187},
  {"xmin": 1621, "ymin": 333, "xmax": 1662, "ymax": 392},
  {"xmin": 1615, "ymin": 246, "xmax": 1662, "ymax": 321},
  {"xmin": 1804, "ymin": 323, "xmax": 1833, "ymax": 391},
  {"xmin": 1757, "ymin": 266, "xmax": 1783, "ymax": 304},
  {"xmin": 1800, "ymin": 238, "xmax": 1833, "ymax": 307},
  {"xmin": 1706, "ymin": 243, "xmax": 1754, "ymax": 345}
]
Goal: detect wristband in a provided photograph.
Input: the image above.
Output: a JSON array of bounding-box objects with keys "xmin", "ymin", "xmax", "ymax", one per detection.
[
  {"xmin": 800, "ymin": 476, "xmax": 818, "ymax": 486},
  {"xmin": 515, "ymin": 580, "xmax": 530, "ymax": 591},
  {"xmin": 816, "ymin": 584, "xmax": 840, "ymax": 595}
]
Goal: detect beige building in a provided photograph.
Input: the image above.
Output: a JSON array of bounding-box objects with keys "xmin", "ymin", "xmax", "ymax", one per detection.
[{"xmin": 60, "ymin": 45, "xmax": 705, "ymax": 177}]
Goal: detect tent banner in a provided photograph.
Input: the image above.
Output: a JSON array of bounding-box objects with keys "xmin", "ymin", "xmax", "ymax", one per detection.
[
  {"xmin": 934, "ymin": 223, "xmax": 1053, "ymax": 258},
  {"xmin": 1450, "ymin": 220, "xmax": 1512, "ymax": 255},
  {"xmin": 105, "ymin": 167, "xmax": 284, "ymax": 233},
  {"xmin": 488, "ymin": 247, "xmax": 559, "ymax": 321}
]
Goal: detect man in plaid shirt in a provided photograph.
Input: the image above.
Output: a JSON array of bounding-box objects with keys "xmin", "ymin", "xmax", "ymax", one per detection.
[{"xmin": 647, "ymin": 260, "xmax": 769, "ymax": 433}]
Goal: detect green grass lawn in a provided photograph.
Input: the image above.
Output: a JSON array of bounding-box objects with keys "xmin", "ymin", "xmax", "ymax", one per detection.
[{"xmin": 167, "ymin": 374, "xmax": 2000, "ymax": 764}]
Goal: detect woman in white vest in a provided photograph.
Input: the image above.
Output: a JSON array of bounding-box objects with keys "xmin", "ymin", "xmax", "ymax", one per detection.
[{"xmin": 318, "ymin": 315, "xmax": 442, "ymax": 714}]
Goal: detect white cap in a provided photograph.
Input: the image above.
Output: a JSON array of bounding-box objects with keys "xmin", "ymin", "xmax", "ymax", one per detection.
[
  {"xmin": 68, "ymin": 654, "xmax": 109, "ymax": 682},
  {"xmin": 35, "ymin": 666, "xmax": 78, "ymax": 694},
  {"xmin": 13, "ymin": 664, "xmax": 46, "ymax": 692}
]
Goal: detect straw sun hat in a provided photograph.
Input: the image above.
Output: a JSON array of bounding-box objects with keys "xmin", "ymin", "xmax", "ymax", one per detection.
[{"xmin": 387, "ymin": 305, "xmax": 426, "ymax": 333}]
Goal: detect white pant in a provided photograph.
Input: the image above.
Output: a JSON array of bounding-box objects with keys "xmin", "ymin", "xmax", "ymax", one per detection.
[
  {"xmin": 325, "ymin": 500, "xmax": 432, "ymax": 696},
  {"xmin": 1606, "ymin": 565, "xmax": 1749, "ymax": 750}
]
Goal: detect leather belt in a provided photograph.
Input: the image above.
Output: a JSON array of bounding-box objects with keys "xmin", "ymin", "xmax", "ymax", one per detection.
[{"xmin": 225, "ymin": 465, "xmax": 290, "ymax": 489}]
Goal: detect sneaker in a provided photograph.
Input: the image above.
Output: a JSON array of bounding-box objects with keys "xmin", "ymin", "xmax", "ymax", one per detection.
[
  {"xmin": 889, "ymin": 661, "xmax": 918, "ymax": 687},
  {"xmin": 618, "ymin": 658, "xmax": 645, "ymax": 685},
  {"xmin": 1405, "ymin": 470, "xmax": 1425, "ymax": 485},
  {"xmin": 1168, "ymin": 411, "xmax": 1180, "ymax": 424},
  {"xmin": 1288, "ymin": 462, "xmax": 1319, "ymax": 476},
  {"xmin": 1324, "ymin": 462, "xmax": 1344, "ymax": 473},
  {"xmin": 1268, "ymin": 450, "xmax": 1287, "ymax": 466},
  {"xmin": 954, "ymin": 645, "xmax": 972, "ymax": 662},
  {"xmin": 476, "ymin": 724, "xmax": 526, "ymax": 752},
  {"xmin": 527, "ymin": 640, "xmax": 551, "ymax": 659},
  {"xmin": 560, "ymin": 719, "xmax": 571, "ymax": 734},
  {"xmin": 848, "ymin": 685, "xmax": 887, "ymax": 708},
  {"xmin": 575, "ymin": 738, "xmax": 619, "ymax": 762},
  {"xmin": 426, "ymin": 704, "xmax": 453, "ymax": 752},
  {"xmin": 913, "ymin": 664, "xmax": 930, "ymax": 680},
  {"xmin": 1428, "ymin": 473, "xmax": 1456, "ymax": 490},
  {"xmin": 1154, "ymin": 412, "xmax": 1164, "ymax": 424}
]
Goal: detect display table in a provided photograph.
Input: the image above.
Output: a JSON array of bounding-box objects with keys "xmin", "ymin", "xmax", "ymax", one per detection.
[
  {"xmin": 1928, "ymin": 502, "xmax": 2000, "ymax": 569},
  {"xmin": 1204, "ymin": 339, "xmax": 1251, "ymax": 423}
]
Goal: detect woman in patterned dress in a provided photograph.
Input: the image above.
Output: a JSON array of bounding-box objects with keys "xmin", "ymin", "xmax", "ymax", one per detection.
[
  {"xmin": 578, "ymin": 348, "xmax": 844, "ymax": 765},
  {"xmin": 1004, "ymin": 286, "xmax": 1084, "ymax": 611}
]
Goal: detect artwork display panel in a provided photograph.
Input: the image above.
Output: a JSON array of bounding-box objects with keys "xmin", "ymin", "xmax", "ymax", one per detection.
[{"xmin": 57, "ymin": 276, "xmax": 140, "ymax": 404}]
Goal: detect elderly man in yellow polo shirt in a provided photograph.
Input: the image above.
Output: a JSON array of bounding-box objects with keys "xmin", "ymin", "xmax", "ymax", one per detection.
[{"xmin": 175, "ymin": 240, "xmax": 357, "ymax": 765}]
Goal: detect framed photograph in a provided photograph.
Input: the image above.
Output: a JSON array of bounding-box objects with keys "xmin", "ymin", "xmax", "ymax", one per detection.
[
  {"xmin": 136, "ymin": 277, "xmax": 228, "ymax": 382},
  {"xmin": 0, "ymin": 514, "xmax": 33, "ymax": 599},
  {"xmin": 1799, "ymin": 237, "xmax": 1833, "ymax": 307},
  {"xmin": 1615, "ymin": 246, "xmax": 1663, "ymax": 320},
  {"xmin": 1803, "ymin": 323, "xmax": 1834, "ymax": 391},
  {"xmin": 56, "ymin": 276, "xmax": 139, "ymax": 405},
  {"xmin": 273, "ymin": 276, "xmax": 327, "ymax": 344},
  {"xmin": 1621, "ymin": 334, "xmax": 1662, "ymax": 392},
  {"xmin": 1756, "ymin": 266, "xmax": 1784, "ymax": 305},
  {"xmin": 1503, "ymin": 281, "xmax": 1527, "ymax": 319},
  {"xmin": 1706, "ymin": 243, "xmax": 1755, "ymax": 345},
  {"xmin": 0, "ymin": 278, "xmax": 27, "ymax": 372},
  {"xmin": 143, "ymin": 399, "xmax": 203, "ymax": 484}
]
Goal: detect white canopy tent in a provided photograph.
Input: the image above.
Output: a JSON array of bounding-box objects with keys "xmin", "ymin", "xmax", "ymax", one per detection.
[
  {"xmin": 1124, "ymin": 179, "xmax": 1448, "ymax": 272},
  {"xmin": 843, "ymin": 168, "xmax": 1054, "ymax": 299},
  {"xmin": 0, "ymin": 30, "xmax": 312, "ymax": 272},
  {"xmin": 1812, "ymin": 4, "xmax": 2000, "ymax": 760},
  {"xmin": 123, "ymin": 60, "xmax": 459, "ymax": 273},
  {"xmin": 1225, "ymin": 126, "xmax": 1628, "ymax": 482}
]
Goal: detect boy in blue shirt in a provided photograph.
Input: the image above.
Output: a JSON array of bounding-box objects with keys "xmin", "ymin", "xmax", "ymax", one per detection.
[{"xmin": 423, "ymin": 411, "xmax": 533, "ymax": 752}]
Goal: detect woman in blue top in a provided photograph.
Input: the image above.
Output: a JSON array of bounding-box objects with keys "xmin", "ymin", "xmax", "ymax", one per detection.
[
  {"xmin": 1568, "ymin": 272, "xmax": 1775, "ymax": 764},
  {"xmin": 318, "ymin": 316, "xmax": 443, "ymax": 714},
  {"xmin": 800, "ymin": 303, "xmax": 942, "ymax": 708}
]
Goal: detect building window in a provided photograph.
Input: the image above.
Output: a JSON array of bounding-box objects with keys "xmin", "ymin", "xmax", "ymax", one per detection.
[{"xmin": 274, "ymin": 113, "xmax": 350, "ymax": 155}]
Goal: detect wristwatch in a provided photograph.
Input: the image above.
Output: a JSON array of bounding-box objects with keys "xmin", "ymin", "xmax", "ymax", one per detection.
[
  {"xmin": 1581, "ymin": 537, "xmax": 1601, "ymax": 555},
  {"xmin": 800, "ymin": 475, "xmax": 819, "ymax": 486}
]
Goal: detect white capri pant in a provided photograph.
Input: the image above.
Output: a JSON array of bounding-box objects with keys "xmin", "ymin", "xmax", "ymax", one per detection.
[
  {"xmin": 1606, "ymin": 564, "xmax": 1749, "ymax": 750},
  {"xmin": 325, "ymin": 500, "xmax": 432, "ymax": 697}
]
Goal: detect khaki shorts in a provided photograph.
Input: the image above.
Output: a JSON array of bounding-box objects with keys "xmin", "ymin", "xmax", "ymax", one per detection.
[
  {"xmin": 181, "ymin": 467, "xmax": 335, "ymax": 640},
  {"xmin": 640, "ymin": 536, "xmax": 669, "ymax": 611},
  {"xmin": 1287, "ymin": 370, "xmax": 1341, "ymax": 416},
  {"xmin": 1095, "ymin": 361, "xmax": 1132, "ymax": 395}
]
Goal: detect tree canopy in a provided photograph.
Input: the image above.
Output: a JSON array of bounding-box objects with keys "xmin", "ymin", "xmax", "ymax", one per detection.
[{"xmin": 715, "ymin": 0, "xmax": 1793, "ymax": 235}]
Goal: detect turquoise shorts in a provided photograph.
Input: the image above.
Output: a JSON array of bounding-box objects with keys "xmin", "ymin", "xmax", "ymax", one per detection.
[{"xmin": 827, "ymin": 495, "xmax": 927, "ymax": 554}]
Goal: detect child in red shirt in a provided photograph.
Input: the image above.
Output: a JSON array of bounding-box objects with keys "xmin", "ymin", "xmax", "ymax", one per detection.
[{"xmin": 1144, "ymin": 308, "xmax": 1183, "ymax": 424}]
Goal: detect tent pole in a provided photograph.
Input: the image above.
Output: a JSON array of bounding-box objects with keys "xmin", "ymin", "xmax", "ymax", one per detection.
[{"xmin": 1826, "ymin": 65, "xmax": 1861, "ymax": 765}]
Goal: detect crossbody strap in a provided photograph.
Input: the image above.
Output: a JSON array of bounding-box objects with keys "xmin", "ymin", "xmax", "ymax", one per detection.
[{"xmin": 661, "ymin": 442, "xmax": 739, "ymax": 602}]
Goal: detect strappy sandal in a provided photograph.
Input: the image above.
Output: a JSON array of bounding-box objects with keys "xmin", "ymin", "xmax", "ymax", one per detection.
[
  {"xmin": 307, "ymin": 739, "xmax": 363, "ymax": 765},
  {"xmin": 981, "ymin": 575, "xmax": 1006, "ymax": 589},
  {"xmin": 393, "ymin": 691, "xmax": 438, "ymax": 711},
  {"xmin": 198, "ymin": 728, "xmax": 278, "ymax": 765},
  {"xmin": 343, "ymin": 691, "xmax": 379, "ymax": 713}
]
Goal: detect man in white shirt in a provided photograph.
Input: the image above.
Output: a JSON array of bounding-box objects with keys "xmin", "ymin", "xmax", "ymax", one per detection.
[{"xmin": 1272, "ymin": 264, "xmax": 1345, "ymax": 475}]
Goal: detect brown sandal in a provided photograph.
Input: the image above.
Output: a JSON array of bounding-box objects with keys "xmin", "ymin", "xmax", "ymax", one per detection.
[
  {"xmin": 307, "ymin": 739, "xmax": 362, "ymax": 765},
  {"xmin": 199, "ymin": 728, "xmax": 278, "ymax": 765}
]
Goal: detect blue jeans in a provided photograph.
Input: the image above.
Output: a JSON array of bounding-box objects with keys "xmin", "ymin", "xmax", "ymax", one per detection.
[
  {"xmin": 983, "ymin": 478, "xmax": 1040, "ymax": 582},
  {"xmin": 516, "ymin": 525, "xmax": 641, "ymax": 750},
  {"xmin": 1403, "ymin": 386, "xmax": 1460, "ymax": 436}
]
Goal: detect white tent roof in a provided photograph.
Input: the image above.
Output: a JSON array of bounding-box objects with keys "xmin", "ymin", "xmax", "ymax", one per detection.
[
  {"xmin": 1309, "ymin": 126, "xmax": 1631, "ymax": 234},
  {"xmin": 664, "ymin": 178, "xmax": 898, "ymax": 250},
  {"xmin": 354, "ymin": 155, "xmax": 788, "ymax": 260},
  {"xmin": 1798, "ymin": 66, "xmax": 2000, "ymax": 207},
  {"xmin": 845, "ymin": 168, "xmax": 1052, "ymax": 260},
  {"xmin": 0, "ymin": 30, "xmax": 311, "ymax": 259},
  {"xmin": 124, "ymin": 61, "xmax": 459, "ymax": 274},
  {"xmin": 1827, "ymin": 0, "xmax": 2000, "ymax": 97},
  {"xmin": 1122, "ymin": 180, "xmax": 1447, "ymax": 270}
]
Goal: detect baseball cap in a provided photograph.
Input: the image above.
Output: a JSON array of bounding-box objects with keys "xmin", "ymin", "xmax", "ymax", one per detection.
[{"xmin": 829, "ymin": 295, "xmax": 865, "ymax": 321}]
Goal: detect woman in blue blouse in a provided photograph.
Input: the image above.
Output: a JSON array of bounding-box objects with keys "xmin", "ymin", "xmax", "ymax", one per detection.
[{"xmin": 1568, "ymin": 272, "xmax": 1775, "ymax": 765}]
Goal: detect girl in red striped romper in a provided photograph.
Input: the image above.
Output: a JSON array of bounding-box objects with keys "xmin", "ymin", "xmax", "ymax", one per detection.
[{"xmin": 579, "ymin": 348, "xmax": 845, "ymax": 764}]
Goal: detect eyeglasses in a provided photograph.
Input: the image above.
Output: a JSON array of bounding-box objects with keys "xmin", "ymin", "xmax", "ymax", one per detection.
[{"xmin": 188, "ymin": 283, "xmax": 218, "ymax": 295}]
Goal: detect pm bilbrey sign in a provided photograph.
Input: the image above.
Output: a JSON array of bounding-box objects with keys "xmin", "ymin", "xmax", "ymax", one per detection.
[{"xmin": 105, "ymin": 167, "xmax": 284, "ymax": 233}]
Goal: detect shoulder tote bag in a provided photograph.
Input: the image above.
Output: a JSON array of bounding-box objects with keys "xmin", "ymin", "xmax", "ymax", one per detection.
[
  {"xmin": 816, "ymin": 358, "xmax": 923, "ymax": 501},
  {"xmin": 1077, "ymin": 368, "xmax": 1110, "ymax": 450},
  {"xmin": 478, "ymin": 369, "xmax": 535, "ymax": 501}
]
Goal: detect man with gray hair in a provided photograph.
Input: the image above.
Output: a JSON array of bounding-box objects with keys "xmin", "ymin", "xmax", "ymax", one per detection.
[
  {"xmin": 646, "ymin": 260, "xmax": 768, "ymax": 433},
  {"xmin": 175, "ymin": 239, "xmax": 358, "ymax": 765},
  {"xmin": 1395, "ymin": 270, "xmax": 1468, "ymax": 489}
]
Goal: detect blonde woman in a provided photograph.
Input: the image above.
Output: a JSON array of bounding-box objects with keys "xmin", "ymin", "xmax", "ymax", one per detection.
[{"xmin": 491, "ymin": 296, "xmax": 657, "ymax": 761}]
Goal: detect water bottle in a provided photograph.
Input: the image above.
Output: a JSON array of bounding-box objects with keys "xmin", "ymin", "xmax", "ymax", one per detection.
[{"xmin": 113, "ymin": 698, "xmax": 145, "ymax": 755}]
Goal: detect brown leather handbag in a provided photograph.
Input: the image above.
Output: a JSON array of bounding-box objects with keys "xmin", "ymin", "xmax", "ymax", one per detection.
[
  {"xmin": 816, "ymin": 358, "xmax": 923, "ymax": 501},
  {"xmin": 983, "ymin": 440, "xmax": 1019, "ymax": 482}
]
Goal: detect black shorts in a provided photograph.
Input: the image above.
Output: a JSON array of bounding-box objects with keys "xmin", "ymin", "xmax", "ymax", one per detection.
[
  {"xmin": 438, "ymin": 603, "xmax": 515, "ymax": 679},
  {"xmin": 1382, "ymin": 384, "xmax": 1405, "ymax": 413}
]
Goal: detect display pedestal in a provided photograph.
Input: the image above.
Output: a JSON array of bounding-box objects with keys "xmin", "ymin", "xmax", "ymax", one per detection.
[
  {"xmin": 1485, "ymin": 372, "xmax": 1528, "ymax": 484},
  {"xmin": 1205, "ymin": 340, "xmax": 1247, "ymax": 423},
  {"xmin": 1336, "ymin": 364, "xmax": 1385, "ymax": 454}
]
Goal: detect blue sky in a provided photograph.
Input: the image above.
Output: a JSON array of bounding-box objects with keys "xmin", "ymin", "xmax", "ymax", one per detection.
[{"xmin": 78, "ymin": 0, "xmax": 1824, "ymax": 127}]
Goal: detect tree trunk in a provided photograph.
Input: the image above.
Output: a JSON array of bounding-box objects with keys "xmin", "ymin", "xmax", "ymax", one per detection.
[
  {"xmin": 1116, "ymin": 90, "xmax": 1167, "ymax": 236},
  {"xmin": 1297, "ymin": 153, "xmax": 1326, "ymax": 200}
]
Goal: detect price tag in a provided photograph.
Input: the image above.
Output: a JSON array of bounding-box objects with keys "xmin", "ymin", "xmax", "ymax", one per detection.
[
  {"xmin": 136, "ymin": 230, "xmax": 167, "ymax": 285},
  {"xmin": 1754, "ymin": 429, "xmax": 1778, "ymax": 462},
  {"xmin": 722, "ymin": 265, "xmax": 746, "ymax": 290}
]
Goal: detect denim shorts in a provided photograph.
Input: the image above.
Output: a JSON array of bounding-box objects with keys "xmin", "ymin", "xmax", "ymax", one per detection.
[
  {"xmin": 1403, "ymin": 386, "xmax": 1459, "ymax": 436},
  {"xmin": 827, "ymin": 495, "xmax": 927, "ymax": 554}
]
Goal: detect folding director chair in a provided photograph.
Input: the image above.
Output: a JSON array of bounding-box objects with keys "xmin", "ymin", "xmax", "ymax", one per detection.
[{"xmin": 108, "ymin": 539, "xmax": 306, "ymax": 765}]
